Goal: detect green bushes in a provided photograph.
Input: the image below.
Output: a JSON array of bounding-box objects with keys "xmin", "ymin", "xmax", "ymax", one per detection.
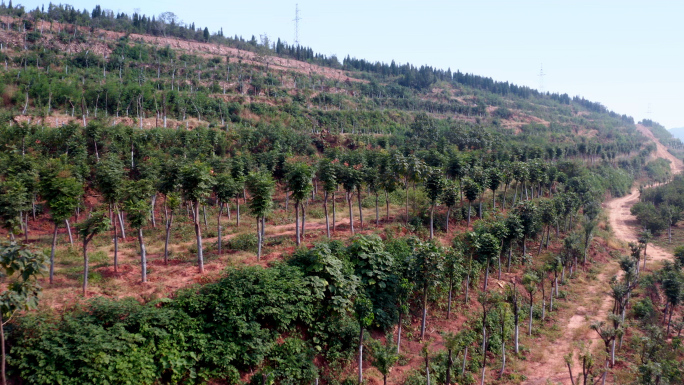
[
  {"xmin": 226, "ymin": 232, "xmax": 258, "ymax": 252},
  {"xmin": 11, "ymin": 265, "xmax": 320, "ymax": 384}
]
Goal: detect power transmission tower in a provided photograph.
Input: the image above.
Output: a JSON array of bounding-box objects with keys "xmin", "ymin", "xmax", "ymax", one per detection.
[
  {"xmin": 538, "ymin": 64, "xmax": 545, "ymax": 94},
  {"xmin": 293, "ymin": 4, "xmax": 301, "ymax": 46}
]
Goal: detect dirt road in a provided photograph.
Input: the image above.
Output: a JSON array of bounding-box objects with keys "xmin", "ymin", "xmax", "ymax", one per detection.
[{"xmin": 524, "ymin": 125, "xmax": 683, "ymax": 384}]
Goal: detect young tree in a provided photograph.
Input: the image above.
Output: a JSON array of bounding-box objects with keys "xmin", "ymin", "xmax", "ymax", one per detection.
[
  {"xmin": 442, "ymin": 180, "xmax": 458, "ymax": 232},
  {"xmin": 424, "ymin": 167, "xmax": 445, "ymax": 240},
  {"xmin": 662, "ymin": 270, "xmax": 682, "ymax": 335},
  {"xmin": 180, "ymin": 162, "xmax": 214, "ymax": 273},
  {"xmin": 123, "ymin": 179, "xmax": 154, "ymax": 283},
  {"xmin": 246, "ymin": 171, "xmax": 275, "ymax": 260},
  {"xmin": 285, "ymin": 162, "xmax": 313, "ymax": 246},
  {"xmin": 379, "ymin": 153, "xmax": 398, "ymax": 222},
  {"xmin": 76, "ymin": 210, "xmax": 110, "ymax": 295},
  {"xmin": 94, "ymin": 154, "xmax": 124, "ymax": 271},
  {"xmin": 444, "ymin": 245, "xmax": 465, "ymax": 319},
  {"xmin": 163, "ymin": 193, "xmax": 181, "ymax": 264},
  {"xmin": 507, "ymin": 283, "xmax": 522, "ymax": 353},
  {"xmin": 355, "ymin": 294, "xmax": 374, "ymax": 385},
  {"xmin": 638, "ymin": 229, "xmax": 652, "ymax": 272},
  {"xmin": 369, "ymin": 333, "xmax": 399, "ymax": 385},
  {"xmin": 411, "ymin": 240, "xmax": 445, "ymax": 340},
  {"xmin": 318, "ymin": 158, "xmax": 337, "ymax": 237},
  {"xmin": 463, "ymin": 177, "xmax": 481, "ymax": 227},
  {"xmin": 476, "ymin": 230, "xmax": 501, "ymax": 290},
  {"xmin": 339, "ymin": 162, "xmax": 362, "ymax": 235},
  {"xmin": 581, "ymin": 215, "xmax": 597, "ymax": 265},
  {"xmin": 660, "ymin": 204, "xmax": 681, "ymax": 244},
  {"xmin": 213, "ymin": 172, "xmax": 240, "ymax": 255},
  {"xmin": 39, "ymin": 162, "xmax": 82, "ymax": 284},
  {"xmin": 516, "ymin": 201, "xmax": 539, "ymax": 257},
  {"xmin": 488, "ymin": 167, "xmax": 503, "ymax": 210},
  {"xmin": 0, "ymin": 242, "xmax": 47, "ymax": 385},
  {"xmin": 522, "ymin": 271, "xmax": 539, "ymax": 336},
  {"xmin": 0, "ymin": 178, "xmax": 29, "ymax": 242}
]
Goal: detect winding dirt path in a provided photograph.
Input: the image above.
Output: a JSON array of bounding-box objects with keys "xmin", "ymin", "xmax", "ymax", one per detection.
[{"xmin": 523, "ymin": 125, "xmax": 683, "ymax": 384}]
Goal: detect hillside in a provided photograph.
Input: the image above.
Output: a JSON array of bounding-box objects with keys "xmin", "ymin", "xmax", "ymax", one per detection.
[{"xmin": 0, "ymin": 3, "xmax": 682, "ymax": 385}]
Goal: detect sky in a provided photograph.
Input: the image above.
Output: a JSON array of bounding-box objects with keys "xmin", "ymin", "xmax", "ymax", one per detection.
[{"xmin": 21, "ymin": 0, "xmax": 684, "ymax": 128}]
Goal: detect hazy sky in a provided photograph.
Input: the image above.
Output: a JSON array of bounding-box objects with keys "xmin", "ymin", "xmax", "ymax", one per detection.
[{"xmin": 23, "ymin": 0, "xmax": 684, "ymax": 128}]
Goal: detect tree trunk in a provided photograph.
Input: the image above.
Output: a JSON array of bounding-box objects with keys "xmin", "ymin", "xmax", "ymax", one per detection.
[
  {"xmin": 332, "ymin": 192, "xmax": 337, "ymax": 232},
  {"xmin": 480, "ymin": 327, "xmax": 487, "ymax": 385},
  {"xmin": 256, "ymin": 216, "xmax": 262, "ymax": 260},
  {"xmin": 217, "ymin": 203, "xmax": 222, "ymax": 255},
  {"xmin": 193, "ymin": 202, "xmax": 204, "ymax": 273},
  {"xmin": 112, "ymin": 205, "xmax": 119, "ymax": 272},
  {"xmin": 295, "ymin": 201, "xmax": 300, "ymax": 246},
  {"xmin": 347, "ymin": 192, "xmax": 355, "ymax": 234},
  {"xmin": 429, "ymin": 204, "xmax": 434, "ymax": 240},
  {"xmin": 405, "ymin": 180, "xmax": 409, "ymax": 224},
  {"xmin": 235, "ymin": 196, "xmax": 240, "ymax": 227},
  {"xmin": 301, "ymin": 202, "xmax": 307, "ymax": 239},
  {"xmin": 117, "ymin": 208, "xmax": 126, "ymax": 240},
  {"xmin": 446, "ymin": 207, "xmax": 451, "ymax": 232},
  {"xmin": 529, "ymin": 298, "xmax": 534, "ymax": 336},
  {"xmin": 358, "ymin": 327, "xmax": 364, "ymax": 385},
  {"xmin": 324, "ymin": 191, "xmax": 330, "ymax": 238},
  {"xmin": 385, "ymin": 190, "xmax": 390, "ymax": 221},
  {"xmin": 164, "ymin": 209, "xmax": 173, "ymax": 264},
  {"xmin": 421, "ymin": 284, "xmax": 428, "ymax": 340},
  {"xmin": 462, "ymin": 346, "xmax": 469, "ymax": 376},
  {"xmin": 202, "ymin": 204, "xmax": 208, "ymax": 231},
  {"xmin": 500, "ymin": 334, "xmax": 506, "ymax": 376},
  {"xmin": 643, "ymin": 244, "xmax": 648, "ymax": 272},
  {"xmin": 82, "ymin": 241, "xmax": 89, "ymax": 296},
  {"xmin": 49, "ymin": 223, "xmax": 58, "ymax": 284},
  {"xmin": 446, "ymin": 349, "xmax": 453, "ymax": 385},
  {"xmin": 138, "ymin": 227, "xmax": 147, "ymax": 283},
  {"xmin": 65, "ymin": 219, "xmax": 73, "ymax": 246},
  {"xmin": 467, "ymin": 202, "xmax": 472, "ymax": 227},
  {"xmin": 484, "ymin": 258, "xmax": 490, "ymax": 291},
  {"xmin": 375, "ymin": 194, "xmax": 379, "ymax": 226},
  {"xmin": 397, "ymin": 311, "xmax": 403, "ymax": 354},
  {"xmin": 150, "ymin": 194, "xmax": 157, "ymax": 228},
  {"xmin": 357, "ymin": 188, "xmax": 363, "ymax": 230}
]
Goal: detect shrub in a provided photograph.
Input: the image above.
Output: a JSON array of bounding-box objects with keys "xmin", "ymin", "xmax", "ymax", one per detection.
[
  {"xmin": 633, "ymin": 297, "xmax": 655, "ymax": 320},
  {"xmin": 227, "ymin": 232, "xmax": 258, "ymax": 252}
]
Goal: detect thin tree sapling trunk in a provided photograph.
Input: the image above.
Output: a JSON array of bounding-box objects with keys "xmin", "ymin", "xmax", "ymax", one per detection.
[
  {"xmin": 49, "ymin": 223, "xmax": 58, "ymax": 284},
  {"xmin": 193, "ymin": 201, "xmax": 204, "ymax": 273},
  {"xmin": 164, "ymin": 208, "xmax": 173, "ymax": 264},
  {"xmin": 138, "ymin": 227, "xmax": 147, "ymax": 282},
  {"xmin": 324, "ymin": 191, "xmax": 330, "ymax": 238}
]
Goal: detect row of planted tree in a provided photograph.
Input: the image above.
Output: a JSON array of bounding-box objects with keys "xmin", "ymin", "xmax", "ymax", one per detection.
[{"xmin": 0, "ymin": 121, "xmax": 626, "ymax": 295}]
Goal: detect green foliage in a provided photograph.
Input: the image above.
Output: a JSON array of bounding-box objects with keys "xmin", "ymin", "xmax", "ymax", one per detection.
[
  {"xmin": 368, "ymin": 333, "xmax": 399, "ymax": 382},
  {"xmin": 94, "ymin": 154, "xmax": 125, "ymax": 204},
  {"xmin": 76, "ymin": 210, "xmax": 110, "ymax": 241},
  {"xmin": 0, "ymin": 242, "xmax": 47, "ymax": 315},
  {"xmin": 245, "ymin": 171, "xmax": 275, "ymax": 218},
  {"xmin": 39, "ymin": 161, "xmax": 82, "ymax": 223},
  {"xmin": 285, "ymin": 162, "xmax": 314, "ymax": 203},
  {"xmin": 0, "ymin": 178, "xmax": 29, "ymax": 235},
  {"xmin": 180, "ymin": 162, "xmax": 214, "ymax": 204},
  {"xmin": 226, "ymin": 233, "xmax": 258, "ymax": 252}
]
